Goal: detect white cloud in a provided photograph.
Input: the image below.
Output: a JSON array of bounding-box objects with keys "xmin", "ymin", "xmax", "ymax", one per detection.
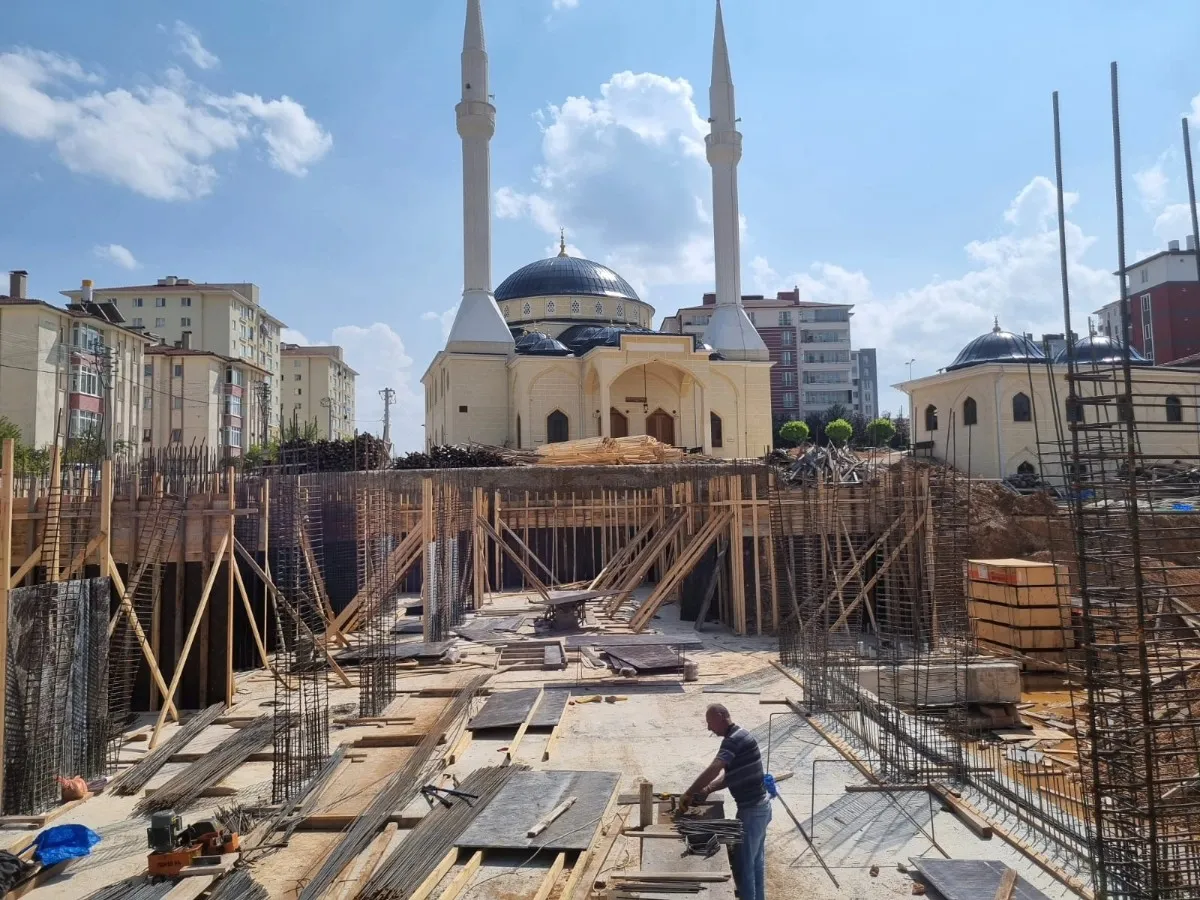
[
  {"xmin": 0, "ymin": 47, "xmax": 331, "ymax": 200},
  {"xmin": 496, "ymin": 70, "xmax": 712, "ymax": 295},
  {"xmin": 756, "ymin": 176, "xmax": 1116, "ymax": 418},
  {"xmin": 173, "ymin": 21, "xmax": 219, "ymax": 70},
  {"xmin": 421, "ymin": 306, "xmax": 458, "ymax": 341},
  {"xmin": 552, "ymin": 0, "xmax": 580, "ymax": 9},
  {"xmin": 93, "ymin": 243, "xmax": 138, "ymax": 269},
  {"xmin": 1134, "ymin": 152, "xmax": 1171, "ymax": 210},
  {"xmin": 280, "ymin": 327, "xmax": 311, "ymax": 345}
]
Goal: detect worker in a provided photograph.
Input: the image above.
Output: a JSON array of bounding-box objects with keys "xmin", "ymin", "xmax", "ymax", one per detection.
[{"xmin": 682, "ymin": 703, "xmax": 771, "ymax": 900}]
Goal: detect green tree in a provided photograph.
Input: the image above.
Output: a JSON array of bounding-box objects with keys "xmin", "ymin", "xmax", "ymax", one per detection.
[
  {"xmin": 866, "ymin": 417, "xmax": 896, "ymax": 447},
  {"xmin": 778, "ymin": 420, "xmax": 810, "ymax": 446},
  {"xmin": 824, "ymin": 417, "xmax": 853, "ymax": 445}
]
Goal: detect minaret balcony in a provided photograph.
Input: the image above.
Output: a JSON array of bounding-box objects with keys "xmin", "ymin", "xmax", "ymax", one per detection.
[{"xmin": 456, "ymin": 100, "xmax": 496, "ymax": 139}]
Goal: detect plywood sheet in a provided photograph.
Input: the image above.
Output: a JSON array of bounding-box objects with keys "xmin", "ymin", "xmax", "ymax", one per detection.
[
  {"xmin": 334, "ymin": 641, "xmax": 450, "ymax": 665},
  {"xmin": 909, "ymin": 858, "xmax": 1052, "ymax": 900},
  {"xmin": 565, "ymin": 634, "xmax": 704, "ymax": 651},
  {"xmin": 605, "ymin": 644, "xmax": 684, "ymax": 673},
  {"xmin": 530, "ymin": 689, "xmax": 570, "ymax": 728},
  {"xmin": 456, "ymin": 770, "xmax": 619, "ymax": 852},
  {"xmin": 467, "ymin": 688, "xmax": 541, "ymax": 731}
]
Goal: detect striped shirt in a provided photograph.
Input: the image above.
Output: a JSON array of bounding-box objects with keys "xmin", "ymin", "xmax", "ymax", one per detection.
[{"xmin": 716, "ymin": 724, "xmax": 766, "ymax": 808}]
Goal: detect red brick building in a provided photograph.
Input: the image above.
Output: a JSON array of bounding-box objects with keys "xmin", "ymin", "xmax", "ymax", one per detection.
[{"xmin": 1095, "ymin": 237, "xmax": 1200, "ymax": 364}]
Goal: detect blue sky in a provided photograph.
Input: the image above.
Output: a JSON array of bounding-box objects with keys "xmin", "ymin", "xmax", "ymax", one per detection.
[{"xmin": 3, "ymin": 0, "xmax": 1200, "ymax": 450}]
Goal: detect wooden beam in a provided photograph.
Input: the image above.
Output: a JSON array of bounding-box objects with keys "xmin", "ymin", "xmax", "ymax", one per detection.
[
  {"xmin": 629, "ymin": 510, "xmax": 732, "ymax": 632},
  {"xmin": 826, "ymin": 508, "xmax": 928, "ymax": 633},
  {"xmin": 44, "ymin": 446, "xmax": 61, "ymax": 581},
  {"xmin": 334, "ymin": 525, "xmax": 423, "ymax": 634},
  {"xmin": 226, "ymin": 468, "xmax": 236, "ymax": 707},
  {"xmin": 105, "ymin": 549, "xmax": 179, "ymax": 723},
  {"xmin": 8, "ymin": 545, "xmax": 41, "ymax": 590},
  {"xmin": 234, "ymin": 539, "xmax": 353, "ymax": 687},
  {"xmin": 149, "ymin": 531, "xmax": 230, "ymax": 748},
  {"xmin": 478, "ymin": 517, "xmax": 551, "ymax": 601},
  {"xmin": 994, "ymin": 868, "xmax": 1018, "ymax": 900},
  {"xmin": 506, "ymin": 687, "xmax": 544, "ymax": 763},
  {"xmin": 500, "ymin": 520, "xmax": 556, "ymax": 586},
  {"xmin": 231, "ymin": 556, "xmax": 289, "ymax": 690},
  {"xmin": 409, "ymin": 847, "xmax": 458, "ymax": 900},
  {"xmin": 99, "ymin": 459, "xmax": 112, "ymax": 580},
  {"xmin": 0, "ymin": 439, "xmax": 12, "ymax": 810},
  {"xmin": 436, "ymin": 850, "xmax": 482, "ymax": 900},
  {"xmin": 532, "ymin": 852, "xmax": 566, "ymax": 900}
]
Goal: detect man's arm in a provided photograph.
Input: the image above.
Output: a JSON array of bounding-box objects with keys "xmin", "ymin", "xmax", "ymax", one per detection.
[
  {"xmin": 684, "ymin": 758, "xmax": 725, "ymax": 802},
  {"xmin": 702, "ymin": 770, "xmax": 727, "ymax": 794}
]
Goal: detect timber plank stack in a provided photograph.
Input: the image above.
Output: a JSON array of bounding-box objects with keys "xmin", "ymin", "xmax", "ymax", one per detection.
[
  {"xmin": 533, "ymin": 436, "xmax": 685, "ymax": 467},
  {"xmin": 966, "ymin": 558, "xmax": 1073, "ymax": 668}
]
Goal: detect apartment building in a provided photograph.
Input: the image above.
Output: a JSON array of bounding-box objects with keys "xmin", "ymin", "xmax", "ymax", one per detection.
[
  {"xmin": 143, "ymin": 346, "xmax": 269, "ymax": 455},
  {"xmin": 62, "ymin": 276, "xmax": 286, "ymax": 436},
  {"xmin": 280, "ymin": 343, "xmax": 357, "ymax": 439},
  {"xmin": 1094, "ymin": 236, "xmax": 1200, "ymax": 364},
  {"xmin": 1, "ymin": 271, "xmax": 148, "ymax": 448},
  {"xmin": 662, "ymin": 288, "xmax": 855, "ymax": 423},
  {"xmin": 850, "ymin": 349, "xmax": 879, "ymax": 419}
]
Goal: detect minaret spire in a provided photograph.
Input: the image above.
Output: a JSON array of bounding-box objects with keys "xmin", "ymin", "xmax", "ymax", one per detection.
[
  {"xmin": 701, "ymin": 0, "xmax": 768, "ymax": 361},
  {"xmin": 447, "ymin": 0, "xmax": 513, "ymax": 352}
]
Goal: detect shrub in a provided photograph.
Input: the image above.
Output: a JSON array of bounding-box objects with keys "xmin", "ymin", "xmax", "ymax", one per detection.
[{"xmin": 824, "ymin": 418, "xmax": 853, "ymax": 445}]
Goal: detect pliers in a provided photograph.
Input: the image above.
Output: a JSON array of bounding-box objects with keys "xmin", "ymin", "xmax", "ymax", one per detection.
[{"xmin": 420, "ymin": 785, "xmax": 480, "ymax": 809}]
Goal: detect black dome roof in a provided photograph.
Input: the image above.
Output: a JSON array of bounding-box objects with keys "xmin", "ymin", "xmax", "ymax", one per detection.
[
  {"xmin": 495, "ymin": 254, "xmax": 640, "ymax": 303},
  {"xmin": 513, "ymin": 331, "xmax": 572, "ymax": 357},
  {"xmin": 947, "ymin": 321, "xmax": 1047, "ymax": 371},
  {"xmin": 1053, "ymin": 334, "xmax": 1151, "ymax": 366}
]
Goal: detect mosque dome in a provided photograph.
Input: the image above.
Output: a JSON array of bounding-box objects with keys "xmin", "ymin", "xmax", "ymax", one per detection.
[
  {"xmin": 947, "ymin": 320, "xmax": 1047, "ymax": 371},
  {"xmin": 495, "ymin": 252, "xmax": 640, "ymax": 304},
  {"xmin": 513, "ymin": 331, "xmax": 572, "ymax": 356},
  {"xmin": 1052, "ymin": 334, "xmax": 1152, "ymax": 366}
]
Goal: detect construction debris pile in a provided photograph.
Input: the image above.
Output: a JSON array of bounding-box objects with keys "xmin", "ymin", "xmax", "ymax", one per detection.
[
  {"xmin": 392, "ymin": 444, "xmax": 513, "ymax": 470},
  {"xmin": 772, "ymin": 444, "xmax": 878, "ymax": 485},
  {"xmin": 279, "ymin": 433, "xmax": 391, "ymax": 471}
]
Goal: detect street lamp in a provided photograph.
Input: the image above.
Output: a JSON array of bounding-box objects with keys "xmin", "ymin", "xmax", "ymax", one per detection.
[
  {"xmin": 320, "ymin": 397, "xmax": 334, "ymax": 439},
  {"xmin": 906, "ymin": 358, "xmax": 916, "ymax": 381}
]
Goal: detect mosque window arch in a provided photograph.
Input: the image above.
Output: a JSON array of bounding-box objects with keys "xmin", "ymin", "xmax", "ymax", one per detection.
[
  {"xmin": 616, "ymin": 302, "xmax": 625, "ymax": 317},
  {"xmin": 1012, "ymin": 392, "xmax": 1032, "ymax": 422},
  {"xmin": 503, "ymin": 305, "xmax": 510, "ymax": 319},
  {"xmin": 1017, "ymin": 461, "xmax": 1036, "ymax": 476},
  {"xmin": 595, "ymin": 301, "xmax": 604, "ymax": 316},
  {"xmin": 516, "ymin": 414, "xmax": 522, "ymax": 449},
  {"xmin": 571, "ymin": 299, "xmax": 581, "ymax": 314},
  {"xmin": 1166, "ymin": 395, "xmax": 1183, "ymax": 423},
  {"xmin": 522, "ymin": 302, "xmax": 531, "ymax": 317},
  {"xmin": 710, "ymin": 412, "xmax": 724, "ymax": 449},
  {"xmin": 546, "ymin": 300, "xmax": 556, "ymax": 314},
  {"xmin": 547, "ymin": 410, "xmax": 569, "ymax": 444},
  {"xmin": 924, "ymin": 404, "xmax": 938, "ymax": 432},
  {"xmin": 1066, "ymin": 398, "xmax": 1085, "ymax": 423},
  {"xmin": 962, "ymin": 397, "xmax": 977, "ymax": 426}
]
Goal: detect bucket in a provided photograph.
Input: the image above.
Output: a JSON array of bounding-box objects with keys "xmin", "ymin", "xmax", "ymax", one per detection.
[{"xmin": 683, "ymin": 660, "xmax": 699, "ymax": 682}]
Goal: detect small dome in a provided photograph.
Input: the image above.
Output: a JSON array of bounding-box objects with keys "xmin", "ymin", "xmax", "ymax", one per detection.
[
  {"xmin": 513, "ymin": 331, "xmax": 572, "ymax": 356},
  {"xmin": 556, "ymin": 323, "xmax": 708, "ymax": 356},
  {"xmin": 495, "ymin": 255, "xmax": 640, "ymax": 303},
  {"xmin": 1053, "ymin": 334, "xmax": 1151, "ymax": 366},
  {"xmin": 947, "ymin": 319, "xmax": 1046, "ymax": 371}
]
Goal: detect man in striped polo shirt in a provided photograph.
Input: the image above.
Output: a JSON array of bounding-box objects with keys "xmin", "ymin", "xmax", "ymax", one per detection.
[{"xmin": 683, "ymin": 704, "xmax": 772, "ymax": 900}]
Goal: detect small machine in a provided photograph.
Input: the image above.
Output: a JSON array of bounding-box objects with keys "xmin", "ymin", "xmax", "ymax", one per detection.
[{"xmin": 146, "ymin": 811, "xmax": 240, "ymax": 877}]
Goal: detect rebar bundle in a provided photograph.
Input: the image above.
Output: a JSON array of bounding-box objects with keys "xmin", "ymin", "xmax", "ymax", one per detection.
[
  {"xmin": 135, "ymin": 715, "xmax": 272, "ymax": 815},
  {"xmin": 82, "ymin": 878, "xmax": 176, "ymax": 900},
  {"xmin": 297, "ymin": 672, "xmax": 492, "ymax": 900},
  {"xmin": 358, "ymin": 765, "xmax": 526, "ymax": 899},
  {"xmin": 207, "ymin": 869, "xmax": 269, "ymax": 900},
  {"xmin": 106, "ymin": 702, "xmax": 224, "ymax": 796}
]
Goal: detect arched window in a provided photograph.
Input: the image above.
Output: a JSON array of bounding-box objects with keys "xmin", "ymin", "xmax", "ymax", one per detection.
[
  {"xmin": 610, "ymin": 408, "xmax": 628, "ymax": 438},
  {"xmin": 546, "ymin": 410, "xmax": 569, "ymax": 444},
  {"xmin": 1066, "ymin": 399, "xmax": 1085, "ymax": 423},
  {"xmin": 710, "ymin": 412, "xmax": 724, "ymax": 449},
  {"xmin": 1012, "ymin": 392, "xmax": 1031, "ymax": 422},
  {"xmin": 1017, "ymin": 461, "xmax": 1036, "ymax": 475},
  {"xmin": 516, "ymin": 414, "xmax": 522, "ymax": 449},
  {"xmin": 962, "ymin": 397, "xmax": 977, "ymax": 427},
  {"xmin": 924, "ymin": 404, "xmax": 938, "ymax": 432},
  {"xmin": 1166, "ymin": 395, "xmax": 1183, "ymax": 423}
]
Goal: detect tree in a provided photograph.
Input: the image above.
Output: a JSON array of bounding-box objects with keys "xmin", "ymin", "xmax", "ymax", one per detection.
[
  {"xmin": 866, "ymin": 417, "xmax": 896, "ymax": 447},
  {"xmin": 825, "ymin": 417, "xmax": 853, "ymax": 445},
  {"xmin": 778, "ymin": 420, "xmax": 810, "ymax": 446}
]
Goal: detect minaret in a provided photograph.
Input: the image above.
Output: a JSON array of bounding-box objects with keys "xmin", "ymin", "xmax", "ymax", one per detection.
[
  {"xmin": 701, "ymin": 0, "xmax": 768, "ymax": 361},
  {"xmin": 446, "ymin": 0, "xmax": 514, "ymax": 352}
]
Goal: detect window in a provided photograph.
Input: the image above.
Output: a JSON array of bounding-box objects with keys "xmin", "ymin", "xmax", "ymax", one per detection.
[
  {"xmin": 70, "ymin": 365, "xmax": 101, "ymax": 397},
  {"xmin": 155, "ymin": 317, "xmax": 166, "ymax": 328},
  {"xmin": 780, "ymin": 351, "xmax": 793, "ymax": 366},
  {"xmin": 1166, "ymin": 395, "xmax": 1183, "ymax": 423},
  {"xmin": 546, "ymin": 410, "xmax": 569, "ymax": 443},
  {"xmin": 155, "ymin": 297, "xmax": 166, "ymax": 307},
  {"xmin": 503, "ymin": 305, "xmax": 510, "ymax": 319},
  {"xmin": 925, "ymin": 404, "xmax": 938, "ymax": 432},
  {"xmin": 804, "ymin": 371, "xmax": 848, "ymax": 384},
  {"xmin": 525, "ymin": 302, "xmax": 534, "ymax": 316},
  {"xmin": 223, "ymin": 426, "xmax": 242, "ymax": 447},
  {"xmin": 569, "ymin": 300, "xmax": 579, "ymax": 314},
  {"xmin": 546, "ymin": 300, "xmax": 556, "ymax": 314},
  {"xmin": 172, "ymin": 396, "xmax": 183, "ymax": 410},
  {"xmin": 144, "ymin": 362, "xmax": 153, "ymax": 376},
  {"xmin": 1017, "ymin": 461, "xmax": 1036, "ymax": 476},
  {"xmin": 144, "ymin": 396, "xmax": 152, "ymax": 409},
  {"xmin": 226, "ymin": 395, "xmax": 243, "ymax": 417},
  {"xmin": 1066, "ymin": 398, "xmax": 1085, "ymax": 423},
  {"xmin": 68, "ymin": 409, "xmax": 101, "ymax": 437},
  {"xmin": 458, "ymin": 405, "xmax": 468, "ymax": 413},
  {"xmin": 778, "ymin": 311, "xmax": 792, "ymax": 327},
  {"xmin": 294, "ymin": 360, "xmax": 301, "ymax": 368},
  {"xmin": 226, "ymin": 367, "xmax": 245, "ymax": 386},
  {"xmin": 1012, "ymin": 392, "xmax": 1031, "ymax": 422},
  {"xmin": 133, "ymin": 317, "xmax": 143, "ymax": 327},
  {"xmin": 131, "ymin": 297, "xmax": 145, "ymax": 308},
  {"xmin": 173, "ymin": 364, "xmax": 183, "ymax": 377},
  {"xmin": 516, "ymin": 414, "xmax": 522, "ymax": 448},
  {"xmin": 170, "ymin": 429, "xmax": 183, "ymax": 444},
  {"xmin": 1141, "ymin": 268, "xmax": 1149, "ymax": 284},
  {"xmin": 181, "ymin": 297, "xmax": 192, "ymax": 307},
  {"xmin": 71, "ymin": 323, "xmax": 103, "ymax": 352},
  {"xmin": 1141, "ymin": 293, "xmax": 1154, "ymax": 361},
  {"xmin": 782, "ymin": 371, "xmax": 796, "ymax": 387},
  {"xmin": 297, "ymin": 388, "xmax": 303, "ymax": 396},
  {"xmin": 595, "ymin": 301, "xmax": 604, "ymax": 315},
  {"xmin": 710, "ymin": 412, "xmax": 723, "ymax": 448},
  {"xmin": 181, "ymin": 317, "xmax": 191, "ymax": 327},
  {"xmin": 782, "ymin": 392, "xmax": 798, "ymax": 408},
  {"xmin": 805, "ymin": 390, "xmax": 853, "ymax": 405},
  {"xmin": 616, "ymin": 303, "xmax": 625, "ymax": 317},
  {"xmin": 747, "ymin": 311, "xmax": 756, "ymax": 324},
  {"xmin": 142, "ymin": 428, "xmax": 152, "ymax": 443},
  {"xmin": 781, "ymin": 331, "xmax": 795, "ymax": 346},
  {"xmin": 963, "ymin": 397, "xmax": 977, "ymax": 426},
  {"xmin": 295, "ymin": 374, "xmax": 302, "ymax": 381},
  {"xmin": 813, "ymin": 309, "xmax": 849, "ymax": 322}
]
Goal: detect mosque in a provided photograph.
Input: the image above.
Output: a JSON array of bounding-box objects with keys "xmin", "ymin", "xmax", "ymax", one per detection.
[{"xmin": 422, "ymin": 0, "xmax": 773, "ymax": 457}]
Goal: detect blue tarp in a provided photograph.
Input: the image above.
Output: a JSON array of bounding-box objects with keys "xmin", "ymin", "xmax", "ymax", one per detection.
[{"xmin": 30, "ymin": 824, "xmax": 101, "ymax": 866}]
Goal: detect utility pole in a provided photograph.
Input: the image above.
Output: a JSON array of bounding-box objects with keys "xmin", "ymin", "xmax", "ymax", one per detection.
[
  {"xmin": 379, "ymin": 387, "xmax": 396, "ymax": 451},
  {"xmin": 320, "ymin": 397, "xmax": 334, "ymax": 440},
  {"xmin": 99, "ymin": 342, "xmax": 116, "ymax": 459},
  {"xmin": 256, "ymin": 380, "xmax": 272, "ymax": 447}
]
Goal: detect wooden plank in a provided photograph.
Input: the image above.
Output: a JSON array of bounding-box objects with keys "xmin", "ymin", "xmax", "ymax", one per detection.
[
  {"xmin": 226, "ymin": 468, "xmax": 236, "ymax": 707},
  {"xmin": 506, "ymin": 687, "xmax": 544, "ymax": 763},
  {"xmin": 0, "ymin": 439, "xmax": 11, "ymax": 809},
  {"xmin": 994, "ymin": 868, "xmax": 1019, "ymax": 900},
  {"xmin": 528, "ymin": 796, "xmax": 577, "ymax": 837},
  {"xmin": 409, "ymin": 847, "xmax": 459, "ymax": 900},
  {"xmin": 532, "ymin": 852, "xmax": 566, "ymax": 900},
  {"xmin": 436, "ymin": 849, "xmax": 483, "ymax": 900}
]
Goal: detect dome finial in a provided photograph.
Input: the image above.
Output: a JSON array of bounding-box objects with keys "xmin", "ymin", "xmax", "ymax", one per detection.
[
  {"xmin": 558, "ymin": 228, "xmax": 568, "ymax": 257},
  {"xmin": 993, "ymin": 316, "xmax": 1001, "ymax": 333}
]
